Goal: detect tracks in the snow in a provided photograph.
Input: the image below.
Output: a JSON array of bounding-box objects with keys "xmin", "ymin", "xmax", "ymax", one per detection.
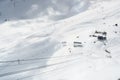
[{"xmin": 0, "ymin": 53, "xmax": 82, "ymax": 78}]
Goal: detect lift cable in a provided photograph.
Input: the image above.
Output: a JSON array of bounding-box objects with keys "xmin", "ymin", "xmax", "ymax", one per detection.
[
  {"xmin": 0, "ymin": 53, "xmax": 82, "ymax": 64},
  {"xmin": 0, "ymin": 56, "xmax": 81, "ymax": 78}
]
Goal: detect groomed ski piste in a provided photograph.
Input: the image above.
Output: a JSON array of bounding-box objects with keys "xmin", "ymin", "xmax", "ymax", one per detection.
[{"xmin": 0, "ymin": 0, "xmax": 120, "ymax": 80}]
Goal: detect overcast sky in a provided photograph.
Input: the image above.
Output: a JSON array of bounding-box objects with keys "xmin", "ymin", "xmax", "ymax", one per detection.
[{"xmin": 0, "ymin": 0, "xmax": 90, "ymax": 21}]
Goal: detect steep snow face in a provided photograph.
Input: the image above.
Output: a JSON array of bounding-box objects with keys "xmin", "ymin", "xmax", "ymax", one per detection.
[{"xmin": 0, "ymin": 0, "xmax": 120, "ymax": 80}]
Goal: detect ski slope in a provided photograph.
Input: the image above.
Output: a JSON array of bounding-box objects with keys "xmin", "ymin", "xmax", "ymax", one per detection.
[{"xmin": 0, "ymin": 0, "xmax": 120, "ymax": 80}]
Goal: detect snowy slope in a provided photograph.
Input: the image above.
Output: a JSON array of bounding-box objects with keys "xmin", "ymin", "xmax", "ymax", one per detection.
[{"xmin": 0, "ymin": 0, "xmax": 120, "ymax": 80}]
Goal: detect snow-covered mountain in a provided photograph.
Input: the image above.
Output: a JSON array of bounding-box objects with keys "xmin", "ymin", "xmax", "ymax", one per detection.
[{"xmin": 0, "ymin": 0, "xmax": 120, "ymax": 80}]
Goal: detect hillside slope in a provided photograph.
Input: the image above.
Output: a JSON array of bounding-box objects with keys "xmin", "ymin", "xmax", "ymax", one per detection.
[{"xmin": 0, "ymin": 0, "xmax": 120, "ymax": 80}]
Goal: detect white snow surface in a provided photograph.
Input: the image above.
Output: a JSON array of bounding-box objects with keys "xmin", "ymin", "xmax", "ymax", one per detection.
[{"xmin": 0, "ymin": 0, "xmax": 120, "ymax": 80}]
